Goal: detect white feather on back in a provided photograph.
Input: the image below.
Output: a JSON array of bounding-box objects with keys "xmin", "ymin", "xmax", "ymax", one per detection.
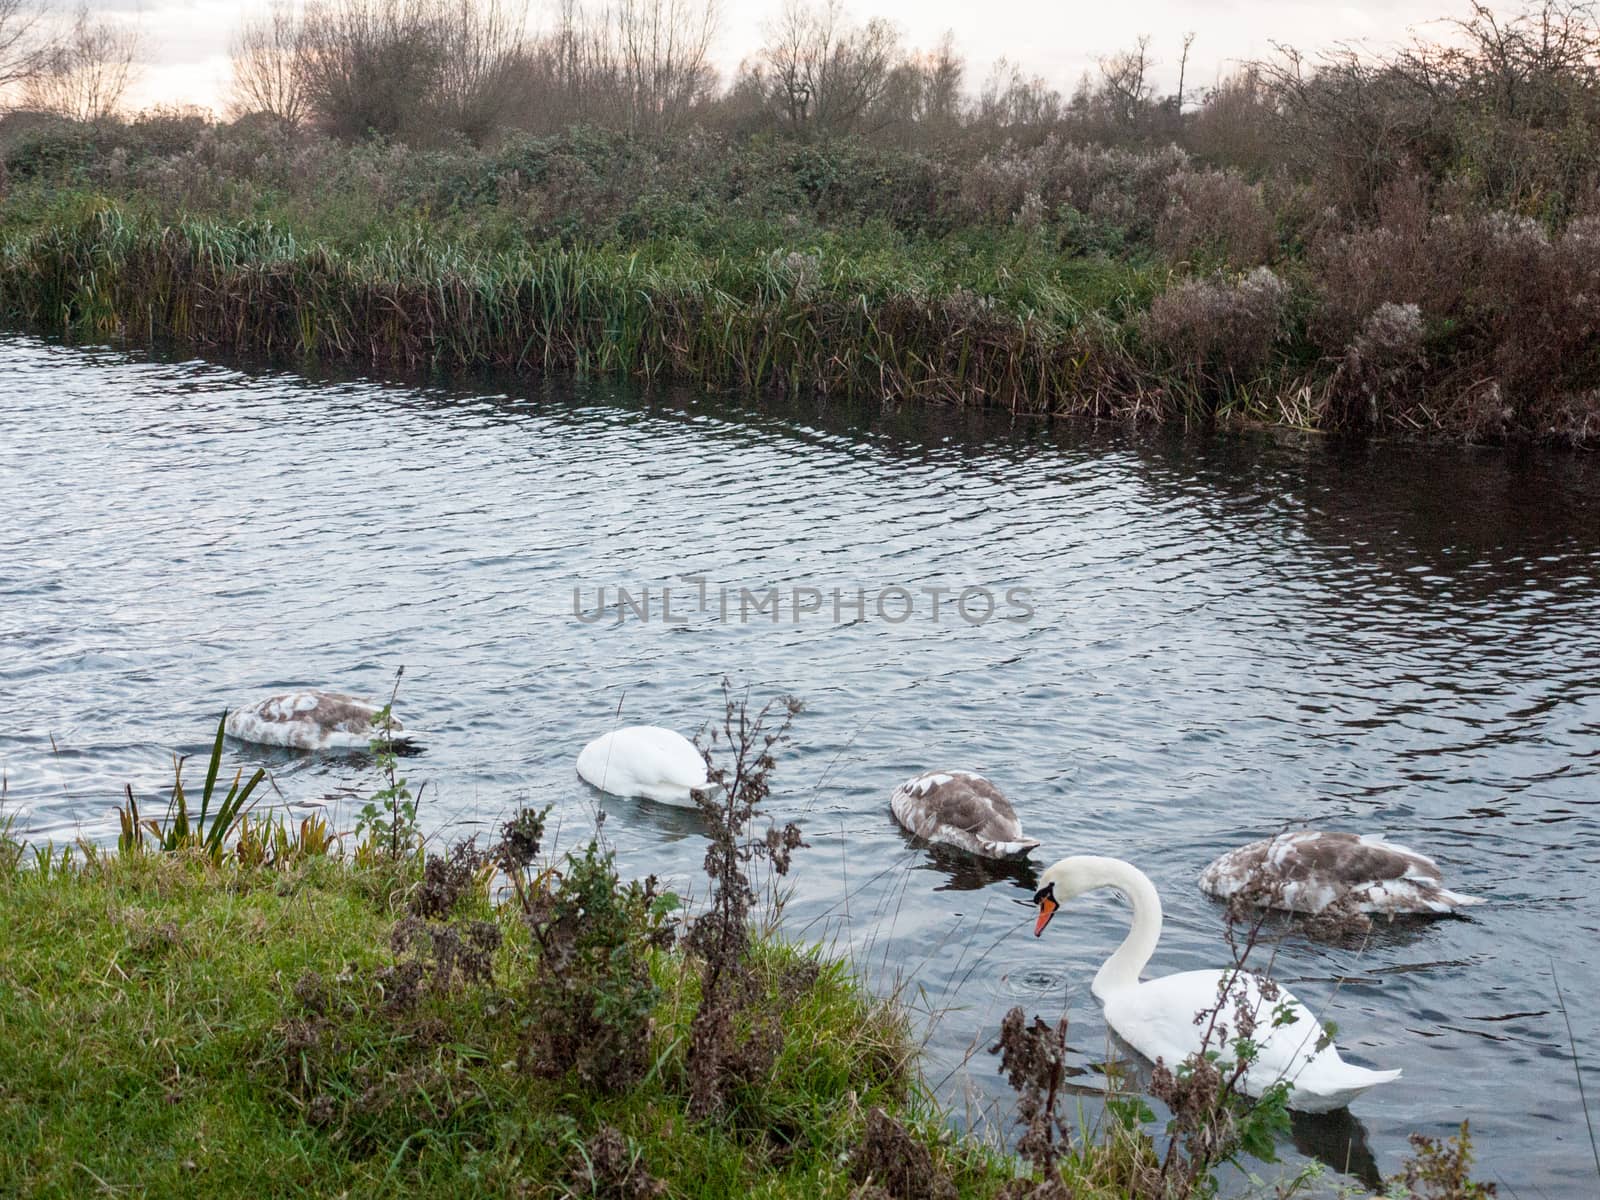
[
  {"xmin": 1104, "ymin": 968, "xmax": 1402, "ymax": 1113},
  {"xmin": 575, "ymin": 726, "xmax": 709, "ymax": 806}
]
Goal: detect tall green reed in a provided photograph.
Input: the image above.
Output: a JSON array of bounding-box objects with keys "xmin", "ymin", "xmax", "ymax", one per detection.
[{"xmin": 118, "ymin": 710, "xmax": 265, "ymax": 860}]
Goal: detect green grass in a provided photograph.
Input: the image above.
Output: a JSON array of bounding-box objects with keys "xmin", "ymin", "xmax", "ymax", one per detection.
[{"xmin": 0, "ymin": 851, "xmax": 1015, "ymax": 1199}]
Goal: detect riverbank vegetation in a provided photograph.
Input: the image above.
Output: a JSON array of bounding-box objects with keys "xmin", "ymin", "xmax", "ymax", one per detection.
[{"xmin": 4, "ymin": 1, "xmax": 1600, "ymax": 442}]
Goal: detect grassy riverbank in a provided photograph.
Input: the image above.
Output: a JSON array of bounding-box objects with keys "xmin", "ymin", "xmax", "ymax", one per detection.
[
  {"xmin": 0, "ymin": 848, "xmax": 1016, "ymax": 1199},
  {"xmin": 2, "ymin": 113, "xmax": 1599, "ymax": 444},
  {"xmin": 0, "ymin": 698, "xmax": 1035, "ymax": 1200}
]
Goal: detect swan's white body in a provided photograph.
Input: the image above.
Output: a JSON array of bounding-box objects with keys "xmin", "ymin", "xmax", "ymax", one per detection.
[
  {"xmin": 1199, "ymin": 831, "xmax": 1482, "ymax": 915},
  {"xmin": 890, "ymin": 770, "xmax": 1039, "ymax": 859},
  {"xmin": 224, "ymin": 691, "xmax": 417, "ymax": 751},
  {"xmin": 576, "ymin": 725, "xmax": 709, "ymax": 805},
  {"xmin": 1033, "ymin": 856, "xmax": 1401, "ymax": 1113}
]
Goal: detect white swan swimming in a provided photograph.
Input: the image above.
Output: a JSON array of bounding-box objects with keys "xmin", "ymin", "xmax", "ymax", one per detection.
[
  {"xmin": 890, "ymin": 770, "xmax": 1040, "ymax": 859},
  {"xmin": 1031, "ymin": 855, "xmax": 1402, "ymax": 1112},
  {"xmin": 1199, "ymin": 831, "xmax": 1483, "ymax": 915},
  {"xmin": 575, "ymin": 725, "xmax": 709, "ymax": 806},
  {"xmin": 224, "ymin": 691, "xmax": 419, "ymax": 750}
]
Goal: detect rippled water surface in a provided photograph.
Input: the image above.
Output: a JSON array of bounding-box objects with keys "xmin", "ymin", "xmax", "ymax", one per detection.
[{"xmin": 4, "ymin": 334, "xmax": 1599, "ymax": 1194}]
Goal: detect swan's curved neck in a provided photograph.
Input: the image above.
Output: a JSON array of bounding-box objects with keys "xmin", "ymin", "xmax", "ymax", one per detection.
[{"xmin": 1082, "ymin": 857, "xmax": 1163, "ymax": 1000}]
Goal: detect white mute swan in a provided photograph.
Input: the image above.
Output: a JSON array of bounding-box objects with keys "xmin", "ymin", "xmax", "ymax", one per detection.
[
  {"xmin": 225, "ymin": 691, "xmax": 420, "ymax": 750},
  {"xmin": 576, "ymin": 725, "xmax": 709, "ymax": 806},
  {"xmin": 1031, "ymin": 855, "xmax": 1401, "ymax": 1113},
  {"xmin": 1199, "ymin": 831, "xmax": 1482, "ymax": 915},
  {"xmin": 890, "ymin": 770, "xmax": 1040, "ymax": 859}
]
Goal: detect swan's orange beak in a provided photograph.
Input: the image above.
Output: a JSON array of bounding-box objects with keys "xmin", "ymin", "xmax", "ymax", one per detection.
[{"xmin": 1034, "ymin": 896, "xmax": 1057, "ymax": 937}]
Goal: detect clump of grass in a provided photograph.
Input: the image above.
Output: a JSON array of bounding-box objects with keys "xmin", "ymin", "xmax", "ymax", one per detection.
[
  {"xmin": 118, "ymin": 710, "xmax": 266, "ymax": 861},
  {"xmin": 112, "ymin": 709, "xmax": 339, "ymax": 872},
  {"xmin": 231, "ymin": 808, "xmax": 339, "ymax": 869},
  {"xmin": 566, "ymin": 1124, "xmax": 669, "ymax": 1199},
  {"xmin": 0, "ymin": 780, "xmax": 24, "ymax": 873}
]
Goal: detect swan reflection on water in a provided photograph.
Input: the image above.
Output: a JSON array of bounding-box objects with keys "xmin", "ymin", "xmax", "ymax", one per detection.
[
  {"xmin": 903, "ymin": 835, "xmax": 1041, "ymax": 893},
  {"xmin": 1290, "ymin": 1107, "xmax": 1383, "ymax": 1192}
]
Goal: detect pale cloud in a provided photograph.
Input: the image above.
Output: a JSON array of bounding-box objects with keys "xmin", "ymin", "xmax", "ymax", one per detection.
[{"xmin": 91, "ymin": 0, "xmax": 1483, "ymax": 113}]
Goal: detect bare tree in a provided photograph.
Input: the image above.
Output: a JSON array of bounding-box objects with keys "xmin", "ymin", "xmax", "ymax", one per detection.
[
  {"xmin": 432, "ymin": 0, "xmax": 529, "ymax": 142},
  {"xmin": 759, "ymin": 0, "xmax": 899, "ymax": 136},
  {"xmin": 762, "ymin": 0, "xmax": 816, "ymax": 127},
  {"xmin": 230, "ymin": 1, "xmax": 307, "ymax": 128},
  {"xmin": 1417, "ymin": 0, "xmax": 1600, "ymax": 123},
  {"xmin": 977, "ymin": 56, "xmax": 1062, "ymax": 134},
  {"xmin": 1097, "ymin": 34, "xmax": 1153, "ymax": 132},
  {"xmin": 296, "ymin": 0, "xmax": 446, "ymax": 139},
  {"xmin": 1186, "ymin": 65, "xmax": 1276, "ymax": 173},
  {"xmin": 1176, "ymin": 31, "xmax": 1195, "ymax": 110},
  {"xmin": 547, "ymin": 0, "xmax": 596, "ymax": 120},
  {"xmin": 873, "ymin": 29, "xmax": 964, "ymax": 142},
  {"xmin": 23, "ymin": 4, "xmax": 139, "ymax": 121},
  {"xmin": 0, "ymin": 0, "xmax": 49, "ymax": 101},
  {"xmin": 818, "ymin": 15, "xmax": 897, "ymax": 132},
  {"xmin": 492, "ymin": 0, "xmax": 722, "ymax": 135},
  {"xmin": 535, "ymin": 0, "xmax": 626, "ymax": 128},
  {"xmin": 1242, "ymin": 1, "xmax": 1600, "ymax": 216},
  {"xmin": 915, "ymin": 32, "xmax": 964, "ymax": 131},
  {"xmin": 613, "ymin": 0, "xmax": 719, "ymax": 133}
]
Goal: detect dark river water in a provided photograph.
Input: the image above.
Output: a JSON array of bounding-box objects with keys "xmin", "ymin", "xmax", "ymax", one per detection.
[{"xmin": 3, "ymin": 333, "xmax": 1599, "ymax": 1195}]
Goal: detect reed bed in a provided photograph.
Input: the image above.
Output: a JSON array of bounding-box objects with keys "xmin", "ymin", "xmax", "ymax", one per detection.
[{"xmin": 0, "ymin": 203, "xmax": 1206, "ymax": 419}]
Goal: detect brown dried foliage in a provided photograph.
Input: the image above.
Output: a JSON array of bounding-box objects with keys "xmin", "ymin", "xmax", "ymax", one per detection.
[
  {"xmin": 389, "ymin": 913, "xmax": 502, "ymax": 997},
  {"xmin": 1138, "ymin": 267, "xmax": 1291, "ymax": 407},
  {"xmin": 408, "ymin": 835, "xmax": 486, "ymax": 919},
  {"xmin": 847, "ymin": 1107, "xmax": 958, "ymax": 1200},
  {"xmin": 566, "ymin": 1124, "xmax": 669, "ymax": 1200},
  {"xmin": 990, "ymin": 1008, "xmax": 1073, "ymax": 1186},
  {"xmin": 1398, "ymin": 1120, "xmax": 1497, "ymax": 1200},
  {"xmin": 1156, "ymin": 168, "xmax": 1274, "ymax": 269},
  {"xmin": 683, "ymin": 682, "xmax": 806, "ymax": 1118},
  {"xmin": 1311, "ymin": 185, "xmax": 1600, "ymax": 439}
]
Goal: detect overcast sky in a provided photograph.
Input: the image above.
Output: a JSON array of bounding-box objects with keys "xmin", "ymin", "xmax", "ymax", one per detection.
[{"xmin": 79, "ymin": 0, "xmax": 1477, "ymax": 113}]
